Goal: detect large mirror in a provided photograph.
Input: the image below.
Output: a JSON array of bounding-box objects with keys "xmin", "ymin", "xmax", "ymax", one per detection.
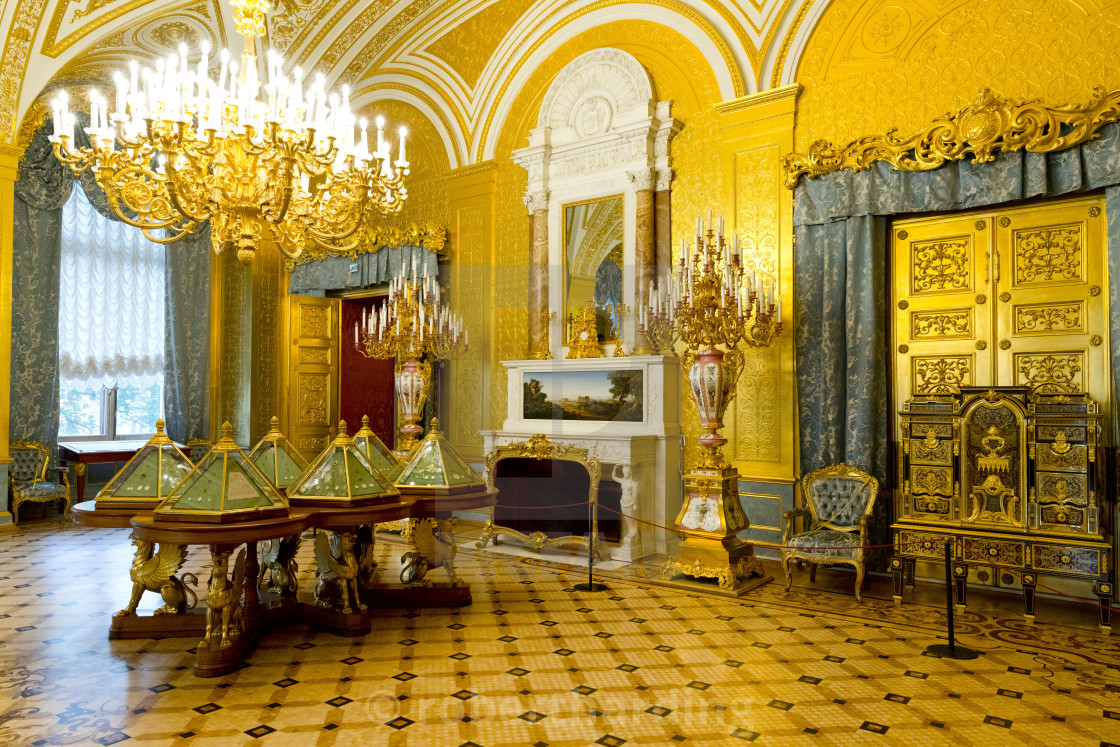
[{"xmin": 564, "ymin": 195, "xmax": 624, "ymax": 343}]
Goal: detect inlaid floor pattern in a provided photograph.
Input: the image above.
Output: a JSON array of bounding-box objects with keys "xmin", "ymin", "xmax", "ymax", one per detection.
[{"xmin": 1, "ymin": 518, "xmax": 1118, "ymax": 745}]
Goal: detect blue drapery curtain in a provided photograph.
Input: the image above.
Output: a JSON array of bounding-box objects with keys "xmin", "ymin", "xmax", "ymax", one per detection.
[
  {"xmin": 164, "ymin": 223, "xmax": 211, "ymax": 444},
  {"xmin": 794, "ymin": 121, "xmax": 1120, "ymax": 555},
  {"xmin": 288, "ymin": 244, "xmax": 439, "ymax": 296},
  {"xmin": 8, "ymin": 119, "xmax": 212, "ymax": 449},
  {"xmin": 9, "ymin": 121, "xmax": 71, "ymax": 451}
]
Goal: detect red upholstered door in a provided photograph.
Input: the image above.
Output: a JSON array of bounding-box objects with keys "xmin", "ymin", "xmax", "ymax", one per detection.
[{"xmin": 340, "ymin": 297, "xmax": 396, "ymax": 449}]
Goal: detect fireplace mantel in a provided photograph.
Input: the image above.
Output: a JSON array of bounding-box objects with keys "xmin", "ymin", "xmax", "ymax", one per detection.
[{"xmin": 481, "ymin": 355, "xmax": 681, "ymax": 560}]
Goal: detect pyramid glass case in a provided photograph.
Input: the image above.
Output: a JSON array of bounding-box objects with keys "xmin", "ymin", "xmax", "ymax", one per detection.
[
  {"xmin": 247, "ymin": 416, "xmax": 309, "ymax": 491},
  {"xmin": 286, "ymin": 420, "xmax": 401, "ymax": 507},
  {"xmin": 154, "ymin": 422, "xmax": 289, "ymax": 523},
  {"xmin": 95, "ymin": 419, "xmax": 194, "ymax": 510},
  {"xmin": 352, "ymin": 415, "xmax": 398, "ymax": 477},
  {"xmin": 393, "ymin": 418, "xmax": 487, "ymax": 497}
]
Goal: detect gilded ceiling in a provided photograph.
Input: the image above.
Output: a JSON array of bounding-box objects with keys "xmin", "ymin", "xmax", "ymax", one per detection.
[{"xmin": 0, "ymin": 0, "xmax": 834, "ymax": 155}]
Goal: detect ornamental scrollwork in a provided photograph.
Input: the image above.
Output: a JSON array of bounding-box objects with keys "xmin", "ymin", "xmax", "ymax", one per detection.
[
  {"xmin": 1014, "ymin": 226, "xmax": 1082, "ymax": 284},
  {"xmin": 911, "ymin": 239, "xmax": 970, "ymax": 293},
  {"xmin": 783, "ymin": 87, "xmax": 1120, "ymax": 188},
  {"xmin": 289, "ymin": 222, "xmax": 447, "ymax": 268}
]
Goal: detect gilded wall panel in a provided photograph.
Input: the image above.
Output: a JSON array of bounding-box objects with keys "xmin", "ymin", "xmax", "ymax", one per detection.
[
  {"xmin": 250, "ymin": 244, "xmax": 282, "ymax": 442},
  {"xmin": 912, "ymin": 355, "xmax": 972, "ymax": 394},
  {"xmin": 453, "ymin": 204, "xmax": 485, "ymax": 451},
  {"xmin": 911, "ymin": 309, "xmax": 972, "ymax": 339},
  {"xmin": 218, "ymin": 251, "xmax": 251, "ymax": 442},
  {"xmin": 794, "ymin": 0, "xmax": 1120, "ymax": 153},
  {"xmin": 733, "ymin": 144, "xmax": 781, "ymax": 464},
  {"xmin": 910, "ymin": 236, "xmax": 971, "ymax": 294}
]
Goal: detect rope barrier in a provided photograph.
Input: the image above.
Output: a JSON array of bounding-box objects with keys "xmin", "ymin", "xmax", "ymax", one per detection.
[{"xmin": 481, "ymin": 498, "xmax": 1116, "ymax": 617}]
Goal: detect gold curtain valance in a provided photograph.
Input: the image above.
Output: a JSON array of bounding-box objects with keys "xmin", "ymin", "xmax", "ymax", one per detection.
[
  {"xmin": 292, "ymin": 223, "xmax": 447, "ymax": 266},
  {"xmin": 783, "ymin": 87, "xmax": 1120, "ymax": 189}
]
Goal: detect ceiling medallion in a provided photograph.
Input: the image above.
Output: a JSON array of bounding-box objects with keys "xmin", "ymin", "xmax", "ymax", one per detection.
[{"xmin": 49, "ymin": 0, "xmax": 410, "ymax": 265}]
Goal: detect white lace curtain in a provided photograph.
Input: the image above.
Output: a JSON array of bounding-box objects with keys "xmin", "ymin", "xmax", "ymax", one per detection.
[{"xmin": 57, "ymin": 186, "xmax": 165, "ymax": 389}]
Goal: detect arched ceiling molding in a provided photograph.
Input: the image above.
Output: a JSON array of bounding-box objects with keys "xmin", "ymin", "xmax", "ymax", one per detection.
[
  {"xmin": 770, "ymin": 0, "xmax": 829, "ymax": 88},
  {"xmin": 353, "ymin": 69, "xmax": 469, "ymax": 161},
  {"xmin": 474, "ymin": 1, "xmax": 747, "ymax": 163},
  {"xmin": 370, "ymin": 56, "xmax": 476, "ymax": 123},
  {"xmin": 350, "ymin": 81, "xmax": 466, "ymax": 170}
]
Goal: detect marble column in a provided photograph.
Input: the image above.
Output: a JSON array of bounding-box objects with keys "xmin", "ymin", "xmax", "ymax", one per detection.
[
  {"xmin": 525, "ymin": 190, "xmax": 550, "ymax": 359},
  {"xmin": 629, "ymin": 169, "xmax": 655, "ymax": 355},
  {"xmin": 655, "ymin": 169, "xmax": 673, "ymax": 272}
]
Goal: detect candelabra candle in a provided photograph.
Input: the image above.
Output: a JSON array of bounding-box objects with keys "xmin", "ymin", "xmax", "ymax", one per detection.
[{"xmin": 46, "ymin": 0, "xmax": 410, "ymax": 266}]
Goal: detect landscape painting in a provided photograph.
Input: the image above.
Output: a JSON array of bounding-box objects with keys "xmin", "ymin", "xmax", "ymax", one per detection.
[{"xmin": 523, "ymin": 369, "xmax": 643, "ymax": 422}]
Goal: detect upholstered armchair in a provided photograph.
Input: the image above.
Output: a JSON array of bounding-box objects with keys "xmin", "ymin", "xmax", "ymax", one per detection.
[
  {"xmin": 9, "ymin": 441, "xmax": 71, "ymax": 523},
  {"xmin": 782, "ymin": 463, "xmax": 879, "ymax": 602}
]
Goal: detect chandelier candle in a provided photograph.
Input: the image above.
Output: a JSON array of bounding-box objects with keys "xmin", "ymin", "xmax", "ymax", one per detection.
[
  {"xmin": 354, "ymin": 262, "xmax": 467, "ymax": 454},
  {"xmin": 652, "ymin": 216, "xmax": 783, "ymax": 591},
  {"xmin": 48, "ymin": 0, "xmax": 409, "ymax": 265}
]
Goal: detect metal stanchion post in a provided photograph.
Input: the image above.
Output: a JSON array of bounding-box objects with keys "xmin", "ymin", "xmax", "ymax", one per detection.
[
  {"xmin": 925, "ymin": 540, "xmax": 978, "ymax": 660},
  {"xmin": 574, "ymin": 496, "xmax": 607, "ymax": 592}
]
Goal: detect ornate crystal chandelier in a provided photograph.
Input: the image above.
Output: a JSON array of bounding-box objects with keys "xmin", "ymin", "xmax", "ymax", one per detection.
[
  {"xmin": 48, "ymin": 0, "xmax": 409, "ymax": 265},
  {"xmin": 354, "ymin": 257, "xmax": 467, "ymax": 452}
]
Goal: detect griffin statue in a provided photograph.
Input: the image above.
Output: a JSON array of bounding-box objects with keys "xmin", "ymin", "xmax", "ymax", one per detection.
[
  {"xmin": 400, "ymin": 517, "xmax": 463, "ymax": 587},
  {"xmin": 258, "ymin": 534, "xmax": 301, "ymax": 596},
  {"xmin": 314, "ymin": 531, "xmax": 366, "ymax": 614},
  {"xmin": 201, "ymin": 549, "xmax": 246, "ymax": 651},
  {"xmin": 114, "ymin": 539, "xmax": 198, "ymax": 617}
]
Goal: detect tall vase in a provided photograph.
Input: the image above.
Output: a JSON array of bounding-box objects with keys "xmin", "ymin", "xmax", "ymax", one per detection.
[
  {"xmin": 395, "ymin": 358, "xmax": 427, "ymax": 453},
  {"xmin": 687, "ymin": 348, "xmax": 737, "ymax": 466}
]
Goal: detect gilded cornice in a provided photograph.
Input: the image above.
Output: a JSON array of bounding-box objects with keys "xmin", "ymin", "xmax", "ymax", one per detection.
[
  {"xmin": 289, "ymin": 223, "xmax": 448, "ymax": 268},
  {"xmin": 715, "ymin": 82, "xmax": 800, "ymax": 115},
  {"xmin": 783, "ymin": 87, "xmax": 1120, "ymax": 189}
]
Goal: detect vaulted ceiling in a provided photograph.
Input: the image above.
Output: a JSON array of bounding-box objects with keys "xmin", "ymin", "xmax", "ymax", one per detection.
[{"xmin": 1, "ymin": 0, "xmax": 832, "ymax": 159}]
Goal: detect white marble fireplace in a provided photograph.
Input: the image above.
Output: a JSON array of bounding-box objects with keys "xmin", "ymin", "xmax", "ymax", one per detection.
[{"xmin": 481, "ymin": 355, "xmax": 681, "ymax": 561}]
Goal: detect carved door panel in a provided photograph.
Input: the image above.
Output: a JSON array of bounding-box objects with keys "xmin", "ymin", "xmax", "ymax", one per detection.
[
  {"xmin": 892, "ymin": 214, "xmax": 994, "ymax": 437},
  {"xmin": 288, "ymin": 296, "xmax": 339, "ymax": 460},
  {"xmin": 992, "ymin": 197, "xmax": 1109, "ymax": 407}
]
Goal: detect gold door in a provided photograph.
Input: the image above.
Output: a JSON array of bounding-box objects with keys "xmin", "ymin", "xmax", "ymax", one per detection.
[
  {"xmin": 892, "ymin": 213, "xmax": 995, "ymax": 426},
  {"xmin": 287, "ymin": 295, "xmax": 339, "ymax": 460},
  {"xmin": 893, "ymin": 196, "xmax": 1110, "ymax": 421},
  {"xmin": 993, "ymin": 197, "xmax": 1110, "ymax": 407}
]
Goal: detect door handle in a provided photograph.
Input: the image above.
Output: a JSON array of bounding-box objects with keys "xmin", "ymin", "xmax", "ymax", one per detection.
[{"xmin": 994, "ymin": 249, "xmax": 1000, "ymax": 283}]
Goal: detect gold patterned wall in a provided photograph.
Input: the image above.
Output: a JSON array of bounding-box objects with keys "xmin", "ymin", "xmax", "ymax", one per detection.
[
  {"xmin": 357, "ymin": 99, "xmax": 450, "ymax": 236},
  {"xmin": 794, "ymin": 0, "xmax": 1120, "ymax": 152}
]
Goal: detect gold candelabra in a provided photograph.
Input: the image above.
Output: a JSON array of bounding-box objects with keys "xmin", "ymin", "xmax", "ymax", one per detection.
[
  {"xmin": 48, "ymin": 0, "xmax": 409, "ymax": 265},
  {"xmin": 657, "ymin": 213, "xmax": 782, "ymax": 590},
  {"xmin": 353, "ymin": 258, "xmax": 466, "ymax": 451}
]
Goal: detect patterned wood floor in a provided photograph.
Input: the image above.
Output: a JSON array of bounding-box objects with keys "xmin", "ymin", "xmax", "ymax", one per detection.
[{"xmin": 0, "ymin": 517, "xmax": 1117, "ymax": 746}]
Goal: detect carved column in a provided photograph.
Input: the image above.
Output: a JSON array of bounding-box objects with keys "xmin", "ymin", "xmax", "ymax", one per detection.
[
  {"xmin": 526, "ymin": 190, "xmax": 551, "ymax": 359},
  {"xmin": 629, "ymin": 169, "xmax": 655, "ymax": 355}
]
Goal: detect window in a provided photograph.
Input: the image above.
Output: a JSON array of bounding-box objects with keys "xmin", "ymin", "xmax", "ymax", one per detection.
[{"xmin": 57, "ymin": 187, "xmax": 166, "ymax": 440}]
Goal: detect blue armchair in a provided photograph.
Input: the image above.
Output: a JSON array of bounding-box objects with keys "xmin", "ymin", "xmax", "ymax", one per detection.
[
  {"xmin": 782, "ymin": 463, "xmax": 879, "ymax": 602},
  {"xmin": 9, "ymin": 441, "xmax": 71, "ymax": 523}
]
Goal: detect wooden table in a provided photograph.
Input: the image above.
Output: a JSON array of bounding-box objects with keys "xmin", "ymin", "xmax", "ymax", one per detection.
[
  {"xmin": 73, "ymin": 488, "xmax": 498, "ymax": 676},
  {"xmin": 58, "ymin": 440, "xmax": 162, "ymax": 502}
]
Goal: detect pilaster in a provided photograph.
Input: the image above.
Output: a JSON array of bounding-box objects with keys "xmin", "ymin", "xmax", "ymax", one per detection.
[
  {"xmin": 0, "ymin": 146, "xmax": 17, "ymax": 527},
  {"xmin": 445, "ymin": 161, "xmax": 499, "ymax": 462},
  {"xmin": 713, "ymin": 83, "xmax": 801, "ymax": 546}
]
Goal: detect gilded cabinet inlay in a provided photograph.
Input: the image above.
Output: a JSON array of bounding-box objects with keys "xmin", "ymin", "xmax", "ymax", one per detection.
[
  {"xmin": 1013, "ymin": 303, "xmax": 1084, "ymax": 334},
  {"xmin": 911, "ymin": 310, "xmax": 971, "ymax": 339},
  {"xmin": 909, "ymin": 437, "xmax": 952, "ymax": 466},
  {"xmin": 910, "ymin": 465, "xmax": 953, "ymax": 496},
  {"xmin": 1037, "ymin": 472, "xmax": 1086, "ymax": 504},
  {"xmin": 1032, "ymin": 545, "xmax": 1100, "ymax": 576},
  {"xmin": 1013, "ymin": 225, "xmax": 1083, "ymax": 285},
  {"xmin": 911, "ymin": 237, "xmax": 971, "ymax": 293},
  {"xmin": 1014, "ymin": 352, "xmax": 1084, "ymax": 393},
  {"xmin": 912, "ymin": 356, "xmax": 971, "ymax": 394},
  {"xmin": 1037, "ymin": 443, "xmax": 1088, "ymax": 473}
]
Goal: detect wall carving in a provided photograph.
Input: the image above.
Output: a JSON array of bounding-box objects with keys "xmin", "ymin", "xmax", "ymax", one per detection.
[
  {"xmin": 1014, "ymin": 225, "xmax": 1083, "ymax": 284},
  {"xmin": 913, "ymin": 356, "xmax": 971, "ymax": 394},
  {"xmin": 299, "ymin": 305, "xmax": 330, "ymax": 339},
  {"xmin": 454, "ymin": 204, "xmax": 486, "ymax": 451},
  {"xmin": 298, "ymin": 372, "xmax": 329, "ymax": 426},
  {"xmin": 1015, "ymin": 353, "xmax": 1084, "ymax": 393},
  {"xmin": 1014, "ymin": 303, "xmax": 1083, "ymax": 333},
  {"xmin": 911, "ymin": 238, "xmax": 971, "ymax": 293},
  {"xmin": 912, "ymin": 310, "xmax": 971, "ymax": 339}
]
